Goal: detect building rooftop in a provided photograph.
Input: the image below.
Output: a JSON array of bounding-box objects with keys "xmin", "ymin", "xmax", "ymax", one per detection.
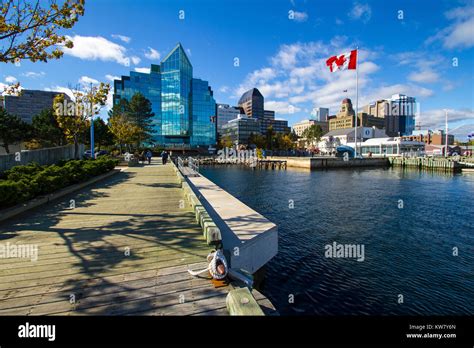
[{"xmin": 238, "ymin": 88, "xmax": 263, "ymax": 105}]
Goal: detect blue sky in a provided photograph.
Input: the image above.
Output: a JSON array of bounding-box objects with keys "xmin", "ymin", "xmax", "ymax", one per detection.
[{"xmin": 1, "ymin": 0, "xmax": 473, "ymax": 139}]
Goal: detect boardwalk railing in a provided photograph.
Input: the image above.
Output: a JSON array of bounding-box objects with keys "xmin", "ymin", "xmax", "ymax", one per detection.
[
  {"xmin": 177, "ymin": 156, "xmax": 184, "ymax": 172},
  {"xmin": 188, "ymin": 157, "xmax": 199, "ymax": 173}
]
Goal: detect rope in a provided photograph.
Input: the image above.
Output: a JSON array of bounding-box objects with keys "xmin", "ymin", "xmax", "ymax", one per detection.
[{"xmin": 188, "ymin": 249, "xmax": 228, "ymax": 280}]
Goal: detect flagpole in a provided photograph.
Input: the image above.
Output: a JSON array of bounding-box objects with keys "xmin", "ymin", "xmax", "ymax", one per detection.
[{"xmin": 355, "ymin": 46, "xmax": 359, "ymax": 157}]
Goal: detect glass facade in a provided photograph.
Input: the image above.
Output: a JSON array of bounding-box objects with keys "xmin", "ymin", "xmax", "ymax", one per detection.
[{"xmin": 113, "ymin": 43, "xmax": 216, "ymax": 147}]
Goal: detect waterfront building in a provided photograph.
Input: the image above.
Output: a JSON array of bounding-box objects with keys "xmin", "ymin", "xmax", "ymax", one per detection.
[
  {"xmin": 362, "ymin": 94, "xmax": 416, "ymax": 137},
  {"xmin": 404, "ymin": 129, "xmax": 454, "ymax": 145},
  {"xmin": 292, "ymin": 119, "xmax": 329, "ymax": 137},
  {"xmin": 346, "ymin": 137, "xmax": 425, "ymax": 157},
  {"xmin": 329, "ymin": 98, "xmax": 385, "ymax": 131},
  {"xmin": 311, "ymin": 107, "xmax": 329, "ymax": 122},
  {"xmin": 113, "ymin": 43, "xmax": 216, "ymax": 148},
  {"xmin": 0, "ymin": 90, "xmax": 69, "ymax": 124},
  {"xmin": 237, "ymin": 88, "xmax": 290, "ymax": 134},
  {"xmin": 238, "ymin": 88, "xmax": 264, "ymax": 120},
  {"xmin": 321, "ymin": 127, "xmax": 387, "ymax": 146},
  {"xmin": 216, "ymin": 103, "xmax": 241, "ymax": 135},
  {"xmin": 221, "ymin": 114, "xmax": 260, "ymax": 145}
]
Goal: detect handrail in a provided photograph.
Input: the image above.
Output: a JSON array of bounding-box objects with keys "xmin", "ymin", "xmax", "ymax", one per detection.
[
  {"xmin": 177, "ymin": 157, "xmax": 184, "ymax": 172},
  {"xmin": 188, "ymin": 157, "xmax": 199, "ymax": 173}
]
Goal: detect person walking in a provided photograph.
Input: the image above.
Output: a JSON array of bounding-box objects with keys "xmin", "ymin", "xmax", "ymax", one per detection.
[
  {"xmin": 145, "ymin": 150, "xmax": 152, "ymax": 164},
  {"xmin": 161, "ymin": 150, "xmax": 169, "ymax": 165}
]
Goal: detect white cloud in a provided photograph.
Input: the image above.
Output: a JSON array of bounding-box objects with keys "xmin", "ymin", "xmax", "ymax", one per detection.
[
  {"xmin": 44, "ymin": 86, "xmax": 75, "ymax": 100},
  {"xmin": 22, "ymin": 71, "xmax": 45, "ymax": 78},
  {"xmin": 79, "ymin": 76, "xmax": 99, "ymax": 85},
  {"xmin": 408, "ymin": 70, "xmax": 440, "ymax": 84},
  {"xmin": 348, "ymin": 2, "xmax": 372, "ymax": 23},
  {"xmin": 130, "ymin": 56, "xmax": 141, "ymax": 65},
  {"xmin": 5, "ymin": 76, "xmax": 17, "ymax": 83},
  {"xmin": 265, "ymin": 101, "xmax": 301, "ymax": 114},
  {"xmin": 134, "ymin": 67, "xmax": 151, "ymax": 74},
  {"xmin": 111, "ymin": 34, "xmax": 131, "ymax": 43},
  {"xmin": 416, "ymin": 108, "xmax": 474, "ymax": 130},
  {"xmin": 335, "ymin": 18, "xmax": 344, "ymax": 25},
  {"xmin": 63, "ymin": 35, "xmax": 131, "ymax": 66},
  {"xmin": 144, "ymin": 47, "xmax": 161, "ymax": 60},
  {"xmin": 291, "ymin": 11, "xmax": 308, "ymax": 22},
  {"xmin": 105, "ymin": 74, "xmax": 120, "ymax": 81},
  {"xmin": 426, "ymin": 3, "xmax": 474, "ymax": 49},
  {"xmin": 219, "ymin": 86, "xmax": 230, "ymax": 93}
]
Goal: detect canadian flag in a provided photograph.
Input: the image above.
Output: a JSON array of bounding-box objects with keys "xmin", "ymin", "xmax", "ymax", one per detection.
[{"xmin": 326, "ymin": 49, "xmax": 357, "ymax": 72}]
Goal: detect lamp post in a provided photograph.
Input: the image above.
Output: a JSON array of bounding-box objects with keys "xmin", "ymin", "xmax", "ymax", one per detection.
[
  {"xmin": 90, "ymin": 83, "xmax": 95, "ymax": 159},
  {"xmin": 445, "ymin": 109, "xmax": 448, "ymax": 158}
]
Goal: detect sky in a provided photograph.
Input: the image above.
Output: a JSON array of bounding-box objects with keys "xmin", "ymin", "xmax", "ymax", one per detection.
[{"xmin": 1, "ymin": 0, "xmax": 473, "ymax": 140}]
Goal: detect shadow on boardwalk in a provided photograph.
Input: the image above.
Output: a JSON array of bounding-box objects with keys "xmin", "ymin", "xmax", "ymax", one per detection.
[{"xmin": 0, "ymin": 165, "xmax": 219, "ymax": 315}]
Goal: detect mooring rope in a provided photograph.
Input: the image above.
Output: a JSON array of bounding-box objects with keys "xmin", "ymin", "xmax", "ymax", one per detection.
[{"xmin": 188, "ymin": 249, "xmax": 228, "ymax": 280}]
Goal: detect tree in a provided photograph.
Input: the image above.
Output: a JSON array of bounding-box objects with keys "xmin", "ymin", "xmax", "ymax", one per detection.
[
  {"xmin": 0, "ymin": 108, "xmax": 32, "ymax": 153},
  {"xmin": 128, "ymin": 92, "xmax": 155, "ymax": 147},
  {"xmin": 108, "ymin": 113, "xmax": 141, "ymax": 154},
  {"xmin": 248, "ymin": 132, "xmax": 266, "ymax": 149},
  {"xmin": 218, "ymin": 135, "xmax": 233, "ymax": 149},
  {"xmin": 302, "ymin": 124, "xmax": 324, "ymax": 148},
  {"xmin": 0, "ymin": 0, "xmax": 85, "ymax": 63},
  {"xmin": 31, "ymin": 108, "xmax": 65, "ymax": 147},
  {"xmin": 87, "ymin": 118, "xmax": 113, "ymax": 150},
  {"xmin": 265, "ymin": 126, "xmax": 275, "ymax": 150},
  {"xmin": 53, "ymin": 82, "xmax": 110, "ymax": 158}
]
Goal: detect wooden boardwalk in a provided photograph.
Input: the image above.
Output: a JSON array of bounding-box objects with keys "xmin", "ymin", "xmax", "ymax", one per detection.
[{"xmin": 0, "ymin": 160, "xmax": 273, "ymax": 315}]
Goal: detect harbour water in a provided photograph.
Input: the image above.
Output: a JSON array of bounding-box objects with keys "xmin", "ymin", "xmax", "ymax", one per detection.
[{"xmin": 200, "ymin": 166, "xmax": 474, "ymax": 315}]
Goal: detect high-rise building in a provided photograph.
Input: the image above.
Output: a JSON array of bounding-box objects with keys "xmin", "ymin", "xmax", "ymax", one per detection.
[
  {"xmin": 311, "ymin": 107, "xmax": 329, "ymax": 122},
  {"xmin": 237, "ymin": 88, "xmax": 289, "ymax": 134},
  {"xmin": 0, "ymin": 90, "xmax": 69, "ymax": 124},
  {"xmin": 216, "ymin": 104, "xmax": 241, "ymax": 135},
  {"xmin": 238, "ymin": 88, "xmax": 264, "ymax": 120},
  {"xmin": 113, "ymin": 43, "xmax": 216, "ymax": 147},
  {"xmin": 329, "ymin": 98, "xmax": 385, "ymax": 131},
  {"xmin": 362, "ymin": 94, "xmax": 416, "ymax": 136}
]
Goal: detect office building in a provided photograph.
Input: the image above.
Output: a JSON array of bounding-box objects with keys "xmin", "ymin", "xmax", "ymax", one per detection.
[
  {"xmin": 329, "ymin": 98, "xmax": 385, "ymax": 131},
  {"xmin": 292, "ymin": 119, "xmax": 329, "ymax": 137},
  {"xmin": 0, "ymin": 90, "xmax": 68, "ymax": 124},
  {"xmin": 216, "ymin": 103, "xmax": 241, "ymax": 135},
  {"xmin": 221, "ymin": 115, "xmax": 260, "ymax": 145},
  {"xmin": 237, "ymin": 88, "xmax": 290, "ymax": 134},
  {"xmin": 362, "ymin": 94, "xmax": 416, "ymax": 136},
  {"xmin": 404, "ymin": 129, "xmax": 454, "ymax": 145},
  {"xmin": 311, "ymin": 107, "xmax": 329, "ymax": 122},
  {"xmin": 113, "ymin": 43, "xmax": 216, "ymax": 147}
]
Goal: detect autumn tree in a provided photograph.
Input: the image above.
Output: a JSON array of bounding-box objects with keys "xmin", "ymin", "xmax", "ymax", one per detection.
[
  {"xmin": 108, "ymin": 113, "xmax": 141, "ymax": 154},
  {"xmin": 0, "ymin": 0, "xmax": 85, "ymax": 63},
  {"xmin": 53, "ymin": 82, "xmax": 110, "ymax": 158}
]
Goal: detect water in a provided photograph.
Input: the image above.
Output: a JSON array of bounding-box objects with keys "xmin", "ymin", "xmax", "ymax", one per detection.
[{"xmin": 200, "ymin": 166, "xmax": 474, "ymax": 315}]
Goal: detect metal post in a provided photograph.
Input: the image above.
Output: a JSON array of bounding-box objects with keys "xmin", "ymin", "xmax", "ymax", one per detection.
[
  {"xmin": 445, "ymin": 109, "xmax": 448, "ymax": 158},
  {"xmin": 354, "ymin": 46, "xmax": 359, "ymax": 158},
  {"xmin": 89, "ymin": 83, "xmax": 95, "ymax": 159}
]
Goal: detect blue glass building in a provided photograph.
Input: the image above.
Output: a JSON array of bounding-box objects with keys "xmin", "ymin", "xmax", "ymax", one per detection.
[{"xmin": 113, "ymin": 43, "xmax": 216, "ymax": 147}]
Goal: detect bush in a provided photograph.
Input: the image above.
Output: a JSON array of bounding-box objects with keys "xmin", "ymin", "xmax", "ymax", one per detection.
[{"xmin": 0, "ymin": 157, "xmax": 119, "ymax": 209}]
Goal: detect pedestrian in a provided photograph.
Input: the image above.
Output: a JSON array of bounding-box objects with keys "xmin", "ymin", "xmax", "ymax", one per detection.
[
  {"xmin": 161, "ymin": 150, "xmax": 169, "ymax": 165},
  {"xmin": 146, "ymin": 150, "xmax": 152, "ymax": 164}
]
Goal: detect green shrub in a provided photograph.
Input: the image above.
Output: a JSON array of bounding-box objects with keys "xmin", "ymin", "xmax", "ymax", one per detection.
[{"xmin": 0, "ymin": 157, "xmax": 118, "ymax": 209}]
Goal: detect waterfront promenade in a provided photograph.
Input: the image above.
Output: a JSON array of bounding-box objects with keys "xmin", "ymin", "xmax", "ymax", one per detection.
[{"xmin": 0, "ymin": 160, "xmax": 237, "ymax": 315}]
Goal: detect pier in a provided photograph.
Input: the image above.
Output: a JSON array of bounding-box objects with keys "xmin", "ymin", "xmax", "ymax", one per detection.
[
  {"xmin": 388, "ymin": 157, "xmax": 467, "ymax": 172},
  {"xmin": 0, "ymin": 160, "xmax": 275, "ymax": 315}
]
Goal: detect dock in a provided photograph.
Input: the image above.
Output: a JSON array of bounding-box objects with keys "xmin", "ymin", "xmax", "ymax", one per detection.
[
  {"xmin": 0, "ymin": 160, "xmax": 274, "ymax": 315},
  {"xmin": 388, "ymin": 157, "xmax": 465, "ymax": 172}
]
